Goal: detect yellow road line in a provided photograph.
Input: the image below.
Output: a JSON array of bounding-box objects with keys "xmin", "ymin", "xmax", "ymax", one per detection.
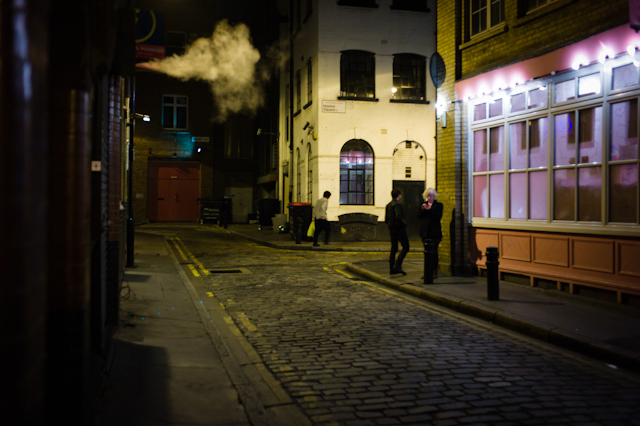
[
  {"xmin": 187, "ymin": 264, "xmax": 200, "ymax": 277},
  {"xmin": 173, "ymin": 236, "xmax": 210, "ymax": 276}
]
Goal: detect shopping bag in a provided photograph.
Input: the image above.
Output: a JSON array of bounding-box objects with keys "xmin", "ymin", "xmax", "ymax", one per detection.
[{"xmin": 307, "ymin": 221, "xmax": 315, "ymax": 237}]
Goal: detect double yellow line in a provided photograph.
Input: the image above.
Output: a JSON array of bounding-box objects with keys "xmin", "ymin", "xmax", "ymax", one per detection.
[{"xmin": 168, "ymin": 235, "xmax": 209, "ymax": 277}]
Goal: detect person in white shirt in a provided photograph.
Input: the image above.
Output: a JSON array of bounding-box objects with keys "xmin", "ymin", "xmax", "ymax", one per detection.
[{"xmin": 312, "ymin": 191, "xmax": 331, "ymax": 246}]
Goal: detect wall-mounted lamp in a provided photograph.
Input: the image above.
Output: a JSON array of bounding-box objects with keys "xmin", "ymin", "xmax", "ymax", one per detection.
[
  {"xmin": 303, "ymin": 122, "xmax": 311, "ymax": 130},
  {"xmin": 134, "ymin": 112, "xmax": 151, "ymax": 122}
]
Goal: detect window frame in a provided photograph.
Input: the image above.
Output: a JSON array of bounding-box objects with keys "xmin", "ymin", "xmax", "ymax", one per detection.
[
  {"xmin": 470, "ymin": 0, "xmax": 504, "ymax": 38},
  {"xmin": 392, "ymin": 53, "xmax": 427, "ymax": 103},
  {"xmin": 469, "ymin": 57, "xmax": 640, "ymax": 236},
  {"xmin": 340, "ymin": 139, "xmax": 375, "ymax": 206},
  {"xmin": 339, "ymin": 50, "xmax": 376, "ymax": 100},
  {"xmin": 161, "ymin": 94, "xmax": 188, "ymax": 131}
]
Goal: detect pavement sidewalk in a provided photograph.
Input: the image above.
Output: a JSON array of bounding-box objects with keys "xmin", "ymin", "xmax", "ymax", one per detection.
[
  {"xmin": 94, "ymin": 232, "xmax": 255, "ymax": 426},
  {"xmin": 225, "ymin": 223, "xmax": 640, "ymax": 374}
]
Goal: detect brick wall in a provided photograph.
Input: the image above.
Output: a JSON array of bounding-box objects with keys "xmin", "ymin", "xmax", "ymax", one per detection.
[{"xmin": 436, "ymin": 0, "xmax": 630, "ymax": 275}]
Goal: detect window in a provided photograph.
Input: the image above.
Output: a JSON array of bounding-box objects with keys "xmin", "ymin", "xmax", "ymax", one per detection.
[
  {"xmin": 391, "ymin": 0, "xmax": 429, "ymax": 11},
  {"xmin": 162, "ymin": 95, "xmax": 188, "ymax": 130},
  {"xmin": 471, "ymin": 0, "xmax": 504, "ymax": 37},
  {"xmin": 296, "ymin": 149, "xmax": 301, "ymax": 201},
  {"xmin": 307, "ymin": 59, "xmax": 312, "ymax": 102},
  {"xmin": 470, "ymin": 58, "xmax": 640, "ymax": 231},
  {"xmin": 340, "ymin": 139, "xmax": 374, "ymax": 205},
  {"xmin": 526, "ymin": 0, "xmax": 556, "ymax": 13},
  {"xmin": 392, "ymin": 54, "xmax": 426, "ymax": 101},
  {"xmin": 296, "ymin": 70, "xmax": 301, "ymax": 112},
  {"xmin": 166, "ymin": 31, "xmax": 186, "ymax": 57},
  {"xmin": 308, "ymin": 146, "xmax": 313, "ymax": 203},
  {"xmin": 340, "ymin": 50, "xmax": 375, "ymax": 99}
]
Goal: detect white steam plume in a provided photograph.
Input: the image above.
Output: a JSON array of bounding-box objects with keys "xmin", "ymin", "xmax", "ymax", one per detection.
[{"xmin": 141, "ymin": 20, "xmax": 282, "ymax": 122}]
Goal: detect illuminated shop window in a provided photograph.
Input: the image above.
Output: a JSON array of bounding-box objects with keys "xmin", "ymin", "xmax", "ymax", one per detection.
[
  {"xmin": 470, "ymin": 59, "xmax": 640, "ymax": 232},
  {"xmin": 392, "ymin": 54, "xmax": 426, "ymax": 101}
]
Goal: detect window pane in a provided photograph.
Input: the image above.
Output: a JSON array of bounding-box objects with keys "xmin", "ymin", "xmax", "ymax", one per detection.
[
  {"xmin": 610, "ymin": 164, "xmax": 638, "ymax": 223},
  {"xmin": 554, "ymin": 169, "xmax": 575, "ymax": 220},
  {"xmin": 554, "ymin": 112, "xmax": 576, "ymax": 165},
  {"xmin": 610, "ymin": 100, "xmax": 639, "ymax": 161},
  {"xmin": 474, "ymin": 103, "xmax": 487, "ymax": 121},
  {"xmin": 490, "ymin": 0, "xmax": 502, "ymax": 26},
  {"xmin": 578, "ymin": 166, "xmax": 602, "ymax": 221},
  {"xmin": 474, "ymin": 175, "xmax": 488, "ymax": 218},
  {"xmin": 612, "ymin": 63, "xmax": 638, "ymax": 90},
  {"xmin": 528, "ymin": 87, "xmax": 547, "ymax": 109},
  {"xmin": 509, "ymin": 172, "xmax": 527, "ymax": 219},
  {"xmin": 555, "ymin": 79, "xmax": 575, "ymax": 103},
  {"xmin": 489, "ymin": 98, "xmax": 503, "ymax": 117},
  {"xmin": 176, "ymin": 107, "xmax": 187, "ymax": 129},
  {"xmin": 162, "ymin": 106, "xmax": 173, "ymax": 128},
  {"xmin": 529, "ymin": 171, "xmax": 547, "ymax": 220},
  {"xmin": 490, "ymin": 174, "xmax": 504, "ymax": 218},
  {"xmin": 578, "ymin": 106, "xmax": 602, "ymax": 163},
  {"xmin": 509, "ymin": 122, "xmax": 527, "ymax": 169},
  {"xmin": 474, "ymin": 130, "xmax": 487, "ymax": 172},
  {"xmin": 578, "ymin": 73, "xmax": 601, "ymax": 97},
  {"xmin": 529, "ymin": 117, "xmax": 548, "ymax": 168},
  {"xmin": 489, "ymin": 126, "xmax": 504, "ymax": 171},
  {"xmin": 510, "ymin": 92, "xmax": 526, "ymax": 113}
]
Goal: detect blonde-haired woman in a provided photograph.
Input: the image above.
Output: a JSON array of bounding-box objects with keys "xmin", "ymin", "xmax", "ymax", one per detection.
[{"xmin": 419, "ymin": 187, "xmax": 443, "ymax": 279}]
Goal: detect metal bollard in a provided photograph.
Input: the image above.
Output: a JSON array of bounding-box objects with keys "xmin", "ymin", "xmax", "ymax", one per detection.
[
  {"xmin": 295, "ymin": 216, "xmax": 303, "ymax": 244},
  {"xmin": 486, "ymin": 246, "xmax": 500, "ymax": 300},
  {"xmin": 423, "ymin": 239, "xmax": 436, "ymax": 285}
]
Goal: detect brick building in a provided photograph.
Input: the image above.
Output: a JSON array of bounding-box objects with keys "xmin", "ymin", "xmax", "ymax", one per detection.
[
  {"xmin": 437, "ymin": 0, "xmax": 640, "ymax": 302},
  {"xmin": 277, "ymin": 0, "xmax": 437, "ymax": 240}
]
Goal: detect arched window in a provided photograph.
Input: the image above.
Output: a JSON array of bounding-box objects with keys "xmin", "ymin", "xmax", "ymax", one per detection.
[
  {"xmin": 296, "ymin": 148, "xmax": 301, "ymax": 201},
  {"xmin": 340, "ymin": 139, "xmax": 374, "ymax": 205},
  {"xmin": 307, "ymin": 146, "xmax": 313, "ymax": 203}
]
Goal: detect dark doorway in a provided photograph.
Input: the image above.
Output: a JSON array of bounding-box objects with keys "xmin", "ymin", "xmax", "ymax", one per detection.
[{"xmin": 392, "ymin": 180, "xmax": 425, "ymax": 240}]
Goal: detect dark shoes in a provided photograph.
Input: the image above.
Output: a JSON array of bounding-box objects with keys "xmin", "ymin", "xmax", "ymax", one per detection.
[{"xmin": 390, "ymin": 268, "xmax": 406, "ymax": 275}]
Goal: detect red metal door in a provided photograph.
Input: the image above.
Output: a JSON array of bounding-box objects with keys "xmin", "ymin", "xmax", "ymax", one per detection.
[{"xmin": 148, "ymin": 162, "xmax": 200, "ymax": 221}]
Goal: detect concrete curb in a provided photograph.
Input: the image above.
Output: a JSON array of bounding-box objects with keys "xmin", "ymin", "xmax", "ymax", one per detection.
[
  {"xmin": 223, "ymin": 228, "xmax": 423, "ymax": 253},
  {"xmin": 344, "ymin": 262, "xmax": 640, "ymax": 374}
]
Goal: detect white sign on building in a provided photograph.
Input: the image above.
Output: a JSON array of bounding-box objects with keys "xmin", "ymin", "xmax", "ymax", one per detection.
[{"xmin": 322, "ymin": 100, "xmax": 346, "ymax": 113}]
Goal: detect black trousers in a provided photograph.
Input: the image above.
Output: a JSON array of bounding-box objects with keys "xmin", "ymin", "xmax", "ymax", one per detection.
[
  {"xmin": 423, "ymin": 238, "xmax": 441, "ymax": 275},
  {"xmin": 389, "ymin": 227, "xmax": 409, "ymax": 269},
  {"xmin": 313, "ymin": 219, "xmax": 330, "ymax": 244}
]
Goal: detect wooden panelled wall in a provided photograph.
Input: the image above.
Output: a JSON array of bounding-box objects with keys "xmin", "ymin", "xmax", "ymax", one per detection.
[{"xmin": 470, "ymin": 229, "xmax": 640, "ymax": 303}]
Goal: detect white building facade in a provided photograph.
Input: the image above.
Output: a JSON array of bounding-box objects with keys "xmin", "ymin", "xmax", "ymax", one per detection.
[{"xmin": 278, "ymin": 0, "xmax": 437, "ymax": 230}]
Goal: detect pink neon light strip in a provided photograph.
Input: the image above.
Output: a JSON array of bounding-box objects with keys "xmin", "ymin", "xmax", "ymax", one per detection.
[{"xmin": 455, "ymin": 24, "xmax": 640, "ymax": 100}]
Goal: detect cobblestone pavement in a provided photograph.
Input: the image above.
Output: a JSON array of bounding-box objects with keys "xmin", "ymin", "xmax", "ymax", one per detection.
[{"xmin": 148, "ymin": 225, "xmax": 640, "ymax": 425}]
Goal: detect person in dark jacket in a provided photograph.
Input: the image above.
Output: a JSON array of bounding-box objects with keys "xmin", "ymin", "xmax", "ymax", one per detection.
[
  {"xmin": 419, "ymin": 187, "xmax": 443, "ymax": 279},
  {"xmin": 385, "ymin": 188, "xmax": 409, "ymax": 275}
]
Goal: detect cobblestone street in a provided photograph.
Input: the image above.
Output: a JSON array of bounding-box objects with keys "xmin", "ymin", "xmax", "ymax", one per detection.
[{"xmin": 150, "ymin": 225, "xmax": 640, "ymax": 425}]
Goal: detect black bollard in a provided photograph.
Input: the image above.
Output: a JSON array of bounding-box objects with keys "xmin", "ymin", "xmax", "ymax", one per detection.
[
  {"xmin": 423, "ymin": 239, "xmax": 435, "ymax": 285},
  {"xmin": 295, "ymin": 216, "xmax": 303, "ymax": 244},
  {"xmin": 486, "ymin": 246, "xmax": 499, "ymax": 300}
]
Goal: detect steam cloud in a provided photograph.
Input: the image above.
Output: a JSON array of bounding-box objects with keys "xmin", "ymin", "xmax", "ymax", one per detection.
[{"xmin": 143, "ymin": 20, "xmax": 283, "ymax": 122}]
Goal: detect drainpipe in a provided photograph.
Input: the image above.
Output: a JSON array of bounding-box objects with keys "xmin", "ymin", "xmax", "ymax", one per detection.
[{"xmin": 289, "ymin": 0, "xmax": 294, "ymax": 206}]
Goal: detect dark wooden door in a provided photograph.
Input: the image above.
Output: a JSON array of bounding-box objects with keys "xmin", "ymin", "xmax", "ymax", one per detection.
[
  {"xmin": 392, "ymin": 180, "xmax": 425, "ymax": 240},
  {"xmin": 148, "ymin": 162, "xmax": 200, "ymax": 221}
]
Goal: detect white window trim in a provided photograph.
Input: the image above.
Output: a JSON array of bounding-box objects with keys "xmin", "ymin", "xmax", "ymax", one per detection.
[{"xmin": 468, "ymin": 57, "xmax": 640, "ymax": 237}]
